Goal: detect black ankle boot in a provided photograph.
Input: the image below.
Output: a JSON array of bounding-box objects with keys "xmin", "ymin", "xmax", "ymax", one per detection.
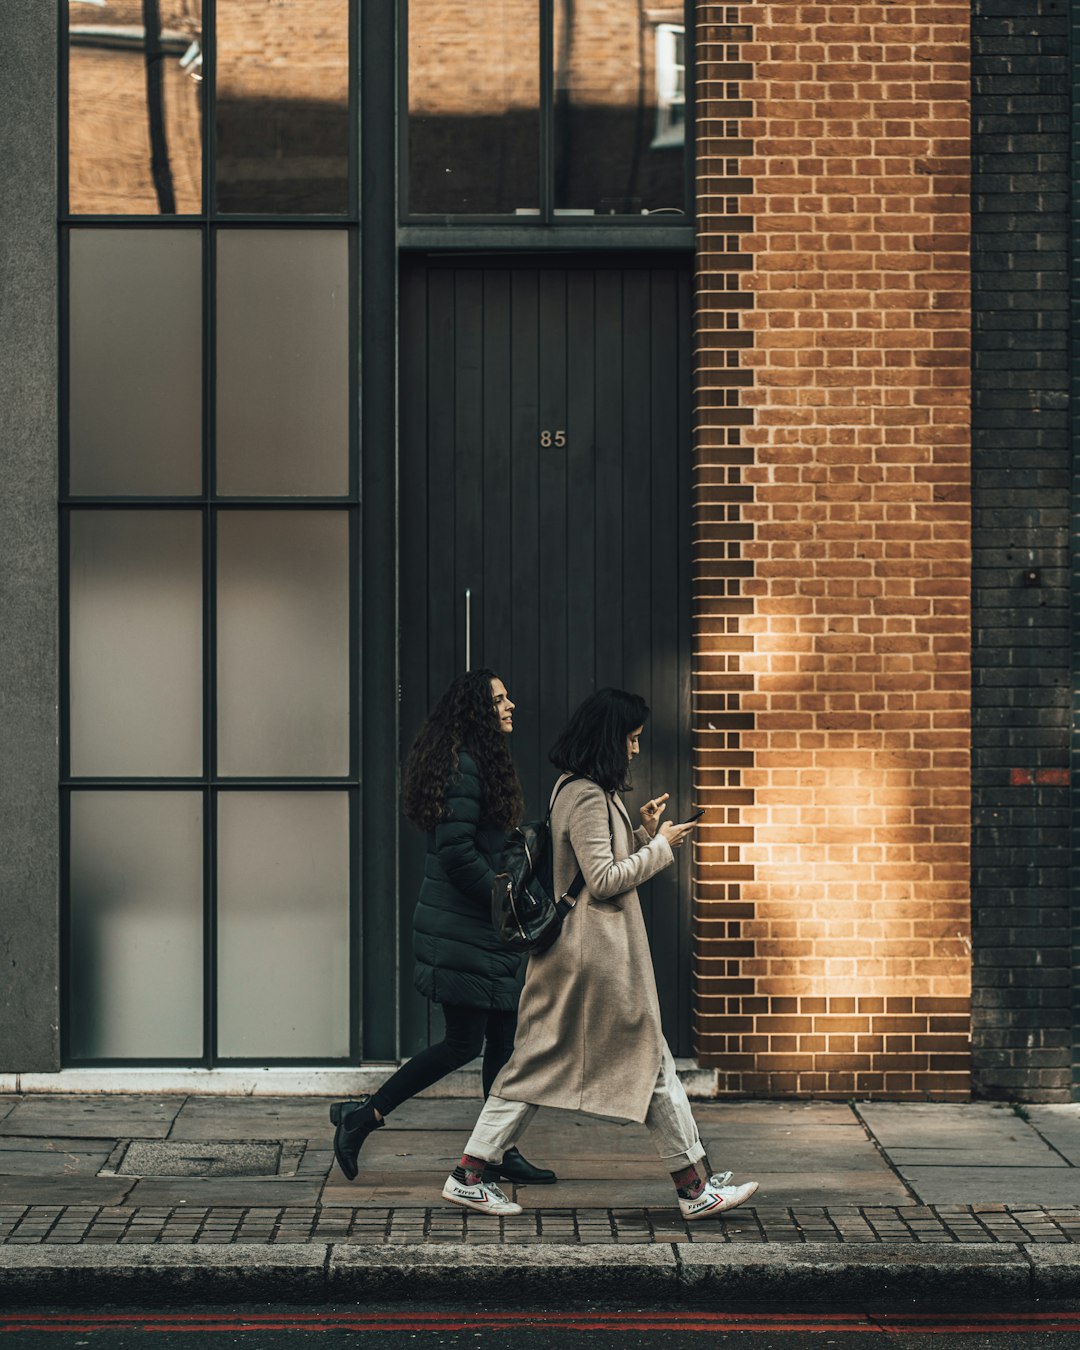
[
  {"xmin": 484, "ymin": 1146, "xmax": 557, "ymax": 1186},
  {"xmin": 329, "ymin": 1096, "xmax": 383, "ymax": 1181}
]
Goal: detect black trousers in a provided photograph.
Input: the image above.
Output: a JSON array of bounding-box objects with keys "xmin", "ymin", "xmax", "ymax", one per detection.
[{"xmin": 369, "ymin": 1004, "xmax": 518, "ymax": 1121}]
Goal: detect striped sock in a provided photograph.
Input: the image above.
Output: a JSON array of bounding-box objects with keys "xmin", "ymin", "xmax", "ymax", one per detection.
[
  {"xmin": 672, "ymin": 1164, "xmax": 705, "ymax": 1199},
  {"xmin": 453, "ymin": 1154, "xmax": 488, "ymax": 1186}
]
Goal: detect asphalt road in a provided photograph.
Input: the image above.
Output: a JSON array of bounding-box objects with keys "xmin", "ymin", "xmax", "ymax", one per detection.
[{"xmin": 3, "ymin": 1307, "xmax": 1080, "ymax": 1348}]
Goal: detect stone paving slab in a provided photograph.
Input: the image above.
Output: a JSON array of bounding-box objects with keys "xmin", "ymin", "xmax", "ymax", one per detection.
[
  {"xmin": 0, "ymin": 1176, "xmax": 135, "ymax": 1205},
  {"xmin": 0, "ymin": 1151, "xmax": 111, "ymax": 1177},
  {"xmin": 700, "ymin": 1137, "xmax": 886, "ymax": 1172},
  {"xmin": 899, "ymin": 1167, "xmax": 1080, "ymax": 1207},
  {"xmin": 169, "ymin": 1098, "xmax": 334, "ymax": 1141},
  {"xmin": 0, "ymin": 1136, "xmax": 118, "ymax": 1153},
  {"xmin": 1026, "ymin": 1105, "xmax": 1080, "ymax": 1166},
  {"xmin": 888, "ymin": 1144, "xmax": 1064, "ymax": 1168},
  {"xmin": 0, "ymin": 1097, "xmax": 182, "ymax": 1140},
  {"xmin": 855, "ymin": 1102, "xmax": 1032, "ymax": 1149},
  {"xmin": 124, "ymin": 1177, "xmax": 326, "ymax": 1207},
  {"xmin": 694, "ymin": 1102, "xmax": 857, "ymax": 1126}
]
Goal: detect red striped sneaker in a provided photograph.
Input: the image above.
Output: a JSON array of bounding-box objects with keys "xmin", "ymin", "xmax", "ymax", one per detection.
[
  {"xmin": 442, "ymin": 1172, "xmax": 523, "ymax": 1216},
  {"xmin": 679, "ymin": 1171, "xmax": 759, "ymax": 1220}
]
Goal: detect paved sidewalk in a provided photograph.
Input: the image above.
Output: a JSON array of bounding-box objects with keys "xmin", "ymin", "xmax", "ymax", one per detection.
[{"xmin": 1, "ymin": 1093, "xmax": 1079, "ymax": 1303}]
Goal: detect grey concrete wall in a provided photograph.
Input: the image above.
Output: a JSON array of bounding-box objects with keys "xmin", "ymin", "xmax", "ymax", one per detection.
[{"xmin": 0, "ymin": 0, "xmax": 60, "ymax": 1069}]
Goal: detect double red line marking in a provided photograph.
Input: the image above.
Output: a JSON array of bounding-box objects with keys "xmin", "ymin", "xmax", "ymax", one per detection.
[{"xmin": 3, "ymin": 1311, "xmax": 1080, "ymax": 1334}]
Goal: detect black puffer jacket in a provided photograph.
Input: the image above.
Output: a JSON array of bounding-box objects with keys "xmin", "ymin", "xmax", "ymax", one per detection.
[{"xmin": 412, "ymin": 749, "xmax": 524, "ymax": 1010}]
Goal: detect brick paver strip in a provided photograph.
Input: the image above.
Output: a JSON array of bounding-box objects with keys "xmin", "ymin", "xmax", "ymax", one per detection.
[{"xmin": 0, "ymin": 1204, "xmax": 1077, "ymax": 1245}]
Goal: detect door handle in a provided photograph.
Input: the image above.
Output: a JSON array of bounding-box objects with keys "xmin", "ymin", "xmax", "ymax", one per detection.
[{"xmin": 464, "ymin": 587, "xmax": 472, "ymax": 672}]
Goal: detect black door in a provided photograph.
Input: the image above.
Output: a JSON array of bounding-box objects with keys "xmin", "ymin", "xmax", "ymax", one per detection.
[{"xmin": 399, "ymin": 255, "xmax": 694, "ymax": 1057}]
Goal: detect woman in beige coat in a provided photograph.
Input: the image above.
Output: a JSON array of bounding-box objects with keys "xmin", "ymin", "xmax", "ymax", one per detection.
[{"xmin": 440, "ymin": 688, "xmax": 759, "ymax": 1220}]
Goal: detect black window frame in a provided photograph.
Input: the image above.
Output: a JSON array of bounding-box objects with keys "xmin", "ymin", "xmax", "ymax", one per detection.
[
  {"xmin": 399, "ymin": 0, "xmax": 697, "ymax": 227},
  {"xmin": 58, "ymin": 0, "xmax": 364, "ymax": 1068}
]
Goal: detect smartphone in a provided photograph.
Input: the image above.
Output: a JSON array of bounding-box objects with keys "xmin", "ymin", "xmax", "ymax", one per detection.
[{"xmin": 680, "ymin": 807, "xmax": 706, "ymax": 824}]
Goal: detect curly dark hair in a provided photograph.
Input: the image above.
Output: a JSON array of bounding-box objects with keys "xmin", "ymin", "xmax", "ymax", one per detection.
[
  {"xmin": 402, "ymin": 668, "xmax": 524, "ymax": 832},
  {"xmin": 549, "ymin": 688, "xmax": 650, "ymax": 793}
]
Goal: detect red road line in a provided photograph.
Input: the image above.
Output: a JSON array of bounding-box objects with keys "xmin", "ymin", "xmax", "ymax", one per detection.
[
  {"xmin": 5, "ymin": 1314, "xmax": 1080, "ymax": 1335},
  {"xmin": 0, "ymin": 1312, "xmax": 874, "ymax": 1323},
  {"xmin": 0, "ymin": 1324, "xmax": 879, "ymax": 1335}
]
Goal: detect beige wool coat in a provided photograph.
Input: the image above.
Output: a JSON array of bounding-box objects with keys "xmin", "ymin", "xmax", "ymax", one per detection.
[{"xmin": 491, "ymin": 774, "xmax": 674, "ymax": 1123}]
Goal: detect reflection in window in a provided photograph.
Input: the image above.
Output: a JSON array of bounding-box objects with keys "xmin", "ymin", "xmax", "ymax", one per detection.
[
  {"xmin": 216, "ymin": 0, "xmax": 349, "ymax": 214},
  {"xmin": 652, "ymin": 24, "xmax": 686, "ymax": 148},
  {"xmin": 553, "ymin": 0, "xmax": 686, "ymax": 215},
  {"xmin": 408, "ymin": 0, "xmax": 540, "ymax": 215},
  {"xmin": 68, "ymin": 0, "xmax": 203, "ymax": 215}
]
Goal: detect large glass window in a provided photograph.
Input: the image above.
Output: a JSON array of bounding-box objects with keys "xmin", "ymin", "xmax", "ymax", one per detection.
[
  {"xmin": 216, "ymin": 0, "xmax": 350, "ymax": 213},
  {"xmin": 407, "ymin": 0, "xmax": 540, "ymax": 215},
  {"xmin": 62, "ymin": 3, "xmax": 358, "ymax": 1066},
  {"xmin": 67, "ymin": 0, "xmax": 204, "ymax": 215},
  {"xmin": 405, "ymin": 0, "xmax": 692, "ymax": 219},
  {"xmin": 65, "ymin": 0, "xmax": 353, "ymax": 217}
]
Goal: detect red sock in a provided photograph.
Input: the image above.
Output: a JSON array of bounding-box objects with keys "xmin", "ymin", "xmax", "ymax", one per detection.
[
  {"xmin": 458, "ymin": 1153, "xmax": 487, "ymax": 1185},
  {"xmin": 672, "ymin": 1164, "xmax": 704, "ymax": 1199}
]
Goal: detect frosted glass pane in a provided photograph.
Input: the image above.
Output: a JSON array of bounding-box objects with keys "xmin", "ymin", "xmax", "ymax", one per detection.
[
  {"xmin": 69, "ymin": 231, "xmax": 202, "ymax": 496},
  {"xmin": 217, "ymin": 792, "xmax": 349, "ymax": 1057},
  {"xmin": 216, "ymin": 231, "xmax": 349, "ymax": 496},
  {"xmin": 217, "ymin": 511, "xmax": 349, "ymax": 776},
  {"xmin": 69, "ymin": 512, "xmax": 202, "ymax": 777},
  {"xmin": 69, "ymin": 792, "xmax": 203, "ymax": 1060}
]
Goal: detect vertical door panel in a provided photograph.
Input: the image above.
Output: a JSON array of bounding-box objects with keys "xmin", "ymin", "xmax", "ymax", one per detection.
[
  {"xmin": 509, "ymin": 271, "xmax": 543, "ymax": 816},
  {"xmin": 455, "ymin": 272, "xmax": 486, "ymax": 676},
  {"xmin": 566, "ymin": 271, "xmax": 597, "ymax": 713},
  {"xmin": 400, "ymin": 257, "xmax": 692, "ymax": 1053},
  {"xmin": 537, "ymin": 272, "xmax": 569, "ymax": 813},
  {"xmin": 481, "ymin": 272, "xmax": 514, "ymax": 694}
]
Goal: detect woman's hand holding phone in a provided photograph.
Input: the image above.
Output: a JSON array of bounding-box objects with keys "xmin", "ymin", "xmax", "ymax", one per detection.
[{"xmin": 659, "ymin": 817, "xmax": 697, "ymax": 850}]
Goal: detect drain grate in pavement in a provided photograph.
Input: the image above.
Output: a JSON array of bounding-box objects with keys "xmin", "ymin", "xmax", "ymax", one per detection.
[{"xmin": 115, "ymin": 1141, "xmax": 283, "ymax": 1177}]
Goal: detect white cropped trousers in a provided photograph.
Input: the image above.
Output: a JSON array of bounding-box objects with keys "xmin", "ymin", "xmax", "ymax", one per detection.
[{"xmin": 463, "ymin": 1041, "xmax": 707, "ymax": 1172}]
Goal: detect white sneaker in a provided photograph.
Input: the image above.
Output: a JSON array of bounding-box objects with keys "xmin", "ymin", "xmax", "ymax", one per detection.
[
  {"xmin": 442, "ymin": 1173, "xmax": 522, "ymax": 1216},
  {"xmin": 679, "ymin": 1171, "xmax": 759, "ymax": 1220}
]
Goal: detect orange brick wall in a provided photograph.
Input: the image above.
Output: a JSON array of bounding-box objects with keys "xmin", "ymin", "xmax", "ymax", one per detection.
[{"xmin": 692, "ymin": 2, "xmax": 972, "ymax": 1097}]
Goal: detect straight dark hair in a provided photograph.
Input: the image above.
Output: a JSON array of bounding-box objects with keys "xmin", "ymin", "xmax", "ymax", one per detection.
[{"xmin": 548, "ymin": 688, "xmax": 650, "ymax": 793}]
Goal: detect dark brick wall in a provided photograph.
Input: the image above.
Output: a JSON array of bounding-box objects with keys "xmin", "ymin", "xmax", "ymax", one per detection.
[{"xmin": 970, "ymin": 0, "xmax": 1071, "ymax": 1100}]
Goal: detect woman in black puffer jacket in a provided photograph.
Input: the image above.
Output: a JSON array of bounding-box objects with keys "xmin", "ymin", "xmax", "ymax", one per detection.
[{"xmin": 329, "ymin": 668, "xmax": 556, "ymax": 1188}]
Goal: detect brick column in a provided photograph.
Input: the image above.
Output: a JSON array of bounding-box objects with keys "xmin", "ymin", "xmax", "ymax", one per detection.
[{"xmin": 693, "ymin": 1, "xmax": 972, "ymax": 1096}]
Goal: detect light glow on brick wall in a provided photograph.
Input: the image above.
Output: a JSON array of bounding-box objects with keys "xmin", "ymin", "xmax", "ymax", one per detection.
[{"xmin": 693, "ymin": 1, "xmax": 972, "ymax": 1098}]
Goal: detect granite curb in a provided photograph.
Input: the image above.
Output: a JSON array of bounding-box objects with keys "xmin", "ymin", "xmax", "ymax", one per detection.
[{"xmin": 0, "ymin": 1240, "xmax": 1077, "ymax": 1306}]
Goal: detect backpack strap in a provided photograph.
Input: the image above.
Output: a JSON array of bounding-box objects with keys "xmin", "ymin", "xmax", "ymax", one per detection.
[{"xmin": 547, "ymin": 773, "xmax": 586, "ymax": 905}]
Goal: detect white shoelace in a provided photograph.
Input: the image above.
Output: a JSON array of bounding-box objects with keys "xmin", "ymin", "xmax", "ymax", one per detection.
[{"xmin": 708, "ymin": 1171, "xmax": 734, "ymax": 1188}]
